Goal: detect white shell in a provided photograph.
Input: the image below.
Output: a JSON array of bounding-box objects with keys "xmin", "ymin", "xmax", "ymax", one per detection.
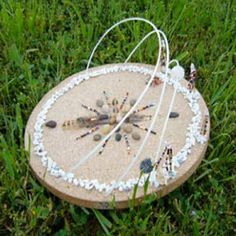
[{"xmin": 170, "ymin": 65, "xmax": 185, "ymax": 81}]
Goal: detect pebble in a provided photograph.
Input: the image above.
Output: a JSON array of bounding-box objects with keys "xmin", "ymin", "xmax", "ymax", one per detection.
[
  {"xmin": 130, "ymin": 99, "xmax": 137, "ymax": 106},
  {"xmin": 132, "ymin": 132, "xmax": 141, "ymax": 140},
  {"xmin": 140, "ymin": 158, "xmax": 153, "ymax": 173},
  {"xmin": 45, "ymin": 120, "xmax": 57, "ymax": 128},
  {"xmin": 122, "ymin": 124, "xmax": 132, "ymax": 133},
  {"xmin": 115, "ymin": 133, "xmax": 122, "ymax": 142},
  {"xmin": 96, "ymin": 99, "xmax": 104, "ymax": 107},
  {"xmin": 93, "ymin": 134, "xmax": 102, "ymax": 141},
  {"xmin": 169, "ymin": 112, "xmax": 179, "ymax": 118},
  {"xmin": 109, "ymin": 116, "xmax": 116, "ymax": 125},
  {"xmin": 101, "ymin": 104, "xmax": 110, "ymax": 114},
  {"xmin": 100, "ymin": 124, "xmax": 112, "ymax": 135}
]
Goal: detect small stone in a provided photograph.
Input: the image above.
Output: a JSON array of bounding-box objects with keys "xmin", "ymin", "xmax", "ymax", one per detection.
[
  {"xmin": 130, "ymin": 99, "xmax": 137, "ymax": 107},
  {"xmin": 132, "ymin": 132, "xmax": 141, "ymax": 140},
  {"xmin": 96, "ymin": 99, "xmax": 104, "ymax": 107},
  {"xmin": 101, "ymin": 104, "xmax": 110, "ymax": 114},
  {"xmin": 100, "ymin": 124, "xmax": 112, "ymax": 135},
  {"xmin": 115, "ymin": 133, "xmax": 122, "ymax": 141},
  {"xmin": 169, "ymin": 112, "xmax": 179, "ymax": 118},
  {"xmin": 93, "ymin": 134, "xmax": 102, "ymax": 141},
  {"xmin": 109, "ymin": 116, "xmax": 116, "ymax": 125},
  {"xmin": 140, "ymin": 158, "xmax": 153, "ymax": 173},
  {"xmin": 122, "ymin": 124, "xmax": 132, "ymax": 133},
  {"xmin": 45, "ymin": 120, "xmax": 57, "ymax": 128}
]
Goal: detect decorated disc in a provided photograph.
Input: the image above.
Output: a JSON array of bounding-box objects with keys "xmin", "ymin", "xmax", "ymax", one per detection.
[{"xmin": 24, "ymin": 63, "xmax": 210, "ymax": 209}]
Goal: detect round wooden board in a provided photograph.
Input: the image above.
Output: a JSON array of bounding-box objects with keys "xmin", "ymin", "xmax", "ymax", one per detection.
[{"xmin": 24, "ymin": 63, "xmax": 210, "ymax": 209}]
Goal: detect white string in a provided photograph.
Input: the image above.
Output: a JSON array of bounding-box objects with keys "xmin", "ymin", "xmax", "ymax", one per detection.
[
  {"xmin": 154, "ymin": 86, "xmax": 177, "ymax": 162},
  {"xmin": 86, "ymin": 18, "xmax": 160, "ymax": 71},
  {"xmin": 69, "ymin": 17, "xmax": 163, "ymax": 173},
  {"xmin": 154, "ymin": 60, "xmax": 180, "ymax": 162},
  {"xmin": 117, "ymin": 30, "xmax": 171, "ymax": 181},
  {"xmin": 125, "ymin": 30, "xmax": 156, "ymax": 63}
]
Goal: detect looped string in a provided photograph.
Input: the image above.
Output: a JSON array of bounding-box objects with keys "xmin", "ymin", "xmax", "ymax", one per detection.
[
  {"xmin": 125, "ymin": 30, "xmax": 156, "ymax": 63},
  {"xmin": 69, "ymin": 17, "xmax": 177, "ymax": 177},
  {"xmin": 118, "ymin": 58, "xmax": 181, "ymax": 181},
  {"xmin": 117, "ymin": 29, "xmax": 172, "ymax": 181}
]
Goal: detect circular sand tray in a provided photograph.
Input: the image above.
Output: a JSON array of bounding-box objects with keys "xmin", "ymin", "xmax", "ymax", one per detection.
[{"xmin": 24, "ymin": 18, "xmax": 210, "ymax": 209}]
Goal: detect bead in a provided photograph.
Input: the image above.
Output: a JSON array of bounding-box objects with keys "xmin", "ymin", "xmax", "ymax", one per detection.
[
  {"xmin": 115, "ymin": 133, "xmax": 122, "ymax": 142},
  {"xmin": 140, "ymin": 158, "xmax": 153, "ymax": 173},
  {"xmin": 132, "ymin": 132, "xmax": 141, "ymax": 140},
  {"xmin": 122, "ymin": 124, "xmax": 132, "ymax": 133},
  {"xmin": 45, "ymin": 120, "xmax": 57, "ymax": 128},
  {"xmin": 93, "ymin": 134, "xmax": 102, "ymax": 141},
  {"xmin": 112, "ymin": 98, "xmax": 118, "ymax": 106},
  {"xmin": 169, "ymin": 112, "xmax": 179, "ymax": 118},
  {"xmin": 96, "ymin": 99, "xmax": 104, "ymax": 107}
]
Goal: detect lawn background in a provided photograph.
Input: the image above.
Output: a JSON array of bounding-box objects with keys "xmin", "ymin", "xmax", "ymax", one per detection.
[{"xmin": 0, "ymin": 0, "xmax": 235, "ymax": 235}]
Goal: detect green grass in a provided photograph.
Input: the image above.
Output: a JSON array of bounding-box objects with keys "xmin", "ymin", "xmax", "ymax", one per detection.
[{"xmin": 0, "ymin": 0, "xmax": 235, "ymax": 235}]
